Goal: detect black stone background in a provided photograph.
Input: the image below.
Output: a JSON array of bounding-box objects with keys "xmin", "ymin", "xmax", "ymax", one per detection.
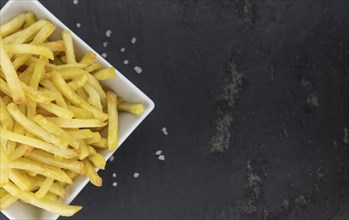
[{"xmin": 0, "ymin": 0, "xmax": 349, "ymax": 219}]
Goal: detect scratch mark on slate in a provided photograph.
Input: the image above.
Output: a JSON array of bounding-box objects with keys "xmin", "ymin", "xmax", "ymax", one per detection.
[
  {"xmin": 210, "ymin": 58, "xmax": 243, "ymax": 152},
  {"xmin": 243, "ymin": 161, "xmax": 262, "ymax": 215}
]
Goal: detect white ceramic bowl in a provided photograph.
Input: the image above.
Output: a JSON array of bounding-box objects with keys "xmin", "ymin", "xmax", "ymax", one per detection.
[{"xmin": 0, "ymin": 0, "xmax": 155, "ymax": 219}]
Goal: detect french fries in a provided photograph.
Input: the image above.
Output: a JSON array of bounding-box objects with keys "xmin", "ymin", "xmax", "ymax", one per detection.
[{"xmin": 0, "ymin": 11, "xmax": 146, "ymax": 217}]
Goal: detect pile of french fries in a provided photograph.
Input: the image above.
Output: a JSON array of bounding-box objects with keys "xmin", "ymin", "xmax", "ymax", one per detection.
[{"xmin": 0, "ymin": 12, "xmax": 144, "ymax": 217}]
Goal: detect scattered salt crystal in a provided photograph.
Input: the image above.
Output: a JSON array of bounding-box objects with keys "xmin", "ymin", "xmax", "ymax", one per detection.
[
  {"xmin": 133, "ymin": 172, "xmax": 140, "ymax": 178},
  {"xmin": 120, "ymin": 47, "xmax": 126, "ymax": 53},
  {"xmin": 73, "ymin": 0, "xmax": 78, "ymax": 5},
  {"xmin": 105, "ymin": 30, "xmax": 112, "ymax": 37},
  {"xmin": 112, "ymin": 173, "xmax": 117, "ymax": 178},
  {"xmin": 112, "ymin": 182, "xmax": 118, "ymax": 187},
  {"xmin": 109, "ymin": 155, "xmax": 115, "ymax": 162},
  {"xmin": 131, "ymin": 37, "xmax": 137, "ymax": 44},
  {"xmin": 76, "ymin": 23, "xmax": 81, "ymax": 28},
  {"xmin": 158, "ymin": 155, "xmax": 165, "ymax": 161},
  {"xmin": 101, "ymin": 53, "xmax": 107, "ymax": 58},
  {"xmin": 155, "ymin": 150, "xmax": 162, "ymax": 156},
  {"xmin": 134, "ymin": 66, "xmax": 142, "ymax": 74},
  {"xmin": 123, "ymin": 60, "xmax": 129, "ymax": 65},
  {"xmin": 103, "ymin": 42, "xmax": 108, "ymax": 48},
  {"xmin": 162, "ymin": 127, "xmax": 168, "ymax": 135}
]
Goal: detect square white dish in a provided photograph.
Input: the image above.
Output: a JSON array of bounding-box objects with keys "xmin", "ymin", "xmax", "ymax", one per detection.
[{"xmin": 0, "ymin": 0, "xmax": 155, "ymax": 219}]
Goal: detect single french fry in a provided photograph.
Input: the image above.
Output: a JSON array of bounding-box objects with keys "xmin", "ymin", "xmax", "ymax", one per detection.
[
  {"xmin": 0, "ymin": 143, "xmax": 9, "ymax": 186},
  {"xmin": 0, "ymin": 37, "xmax": 25, "ymax": 103},
  {"xmin": 85, "ymin": 132, "xmax": 101, "ymax": 144},
  {"xmin": 42, "ymin": 40, "xmax": 65, "ymax": 52},
  {"xmin": 93, "ymin": 67, "xmax": 116, "ymax": 80},
  {"xmin": 46, "ymin": 117, "xmax": 107, "ymax": 128},
  {"xmin": 85, "ymin": 63, "xmax": 101, "ymax": 72},
  {"xmin": 88, "ymin": 153, "xmax": 106, "ymax": 170},
  {"xmin": 0, "ymin": 13, "xmax": 26, "ymax": 37},
  {"xmin": 68, "ymin": 105, "xmax": 93, "ymax": 119},
  {"xmin": 10, "ymin": 158, "xmax": 72, "ymax": 184},
  {"xmin": 68, "ymin": 129, "xmax": 94, "ymax": 139},
  {"xmin": 7, "ymin": 103, "xmax": 67, "ymax": 148},
  {"xmin": 4, "ymin": 44, "xmax": 54, "ymax": 60},
  {"xmin": 79, "ymin": 51, "xmax": 96, "ymax": 64},
  {"xmin": 77, "ymin": 140, "xmax": 90, "ymax": 160},
  {"xmin": 26, "ymin": 149, "xmax": 85, "ymax": 175},
  {"xmin": 118, "ymin": 103, "xmax": 145, "ymax": 115},
  {"xmin": 37, "ymin": 102, "xmax": 74, "ymax": 120},
  {"xmin": 107, "ymin": 91, "xmax": 118, "ymax": 152},
  {"xmin": 35, "ymin": 177, "xmax": 54, "ymax": 199},
  {"xmin": 0, "ymin": 128, "xmax": 77, "ymax": 159},
  {"xmin": 90, "ymin": 138, "xmax": 108, "ymax": 149},
  {"xmin": 0, "ymin": 96, "xmax": 14, "ymax": 131},
  {"xmin": 4, "ymin": 182, "xmax": 82, "ymax": 216},
  {"xmin": 62, "ymin": 31, "xmax": 76, "ymax": 64},
  {"xmin": 83, "ymin": 159, "xmax": 102, "ymax": 187},
  {"xmin": 9, "ymin": 169, "xmax": 32, "ymax": 191}
]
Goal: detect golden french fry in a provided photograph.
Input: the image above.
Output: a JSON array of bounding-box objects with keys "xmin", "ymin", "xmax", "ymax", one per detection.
[
  {"xmin": 37, "ymin": 102, "xmax": 74, "ymax": 120},
  {"xmin": 7, "ymin": 103, "xmax": 67, "ymax": 148},
  {"xmin": 30, "ymin": 176, "xmax": 65, "ymax": 198},
  {"xmin": 90, "ymin": 138, "xmax": 108, "ymax": 149},
  {"xmin": 10, "ymin": 158, "xmax": 72, "ymax": 184},
  {"xmin": 86, "ymin": 73, "xmax": 107, "ymax": 106},
  {"xmin": 0, "ymin": 37, "xmax": 25, "ymax": 103},
  {"xmin": 46, "ymin": 117, "xmax": 107, "ymax": 128},
  {"xmin": 77, "ymin": 140, "xmax": 90, "ymax": 160},
  {"xmin": 4, "ymin": 44, "xmax": 54, "ymax": 60},
  {"xmin": 68, "ymin": 129, "xmax": 94, "ymax": 139},
  {"xmin": 107, "ymin": 91, "xmax": 118, "ymax": 152},
  {"xmin": 88, "ymin": 152, "xmax": 106, "ymax": 170},
  {"xmin": 79, "ymin": 51, "xmax": 96, "ymax": 64},
  {"xmin": 0, "ymin": 13, "xmax": 26, "ymax": 37},
  {"xmin": 4, "ymin": 182, "xmax": 82, "ymax": 216},
  {"xmin": 118, "ymin": 103, "xmax": 145, "ymax": 115},
  {"xmin": 85, "ymin": 63, "xmax": 101, "ymax": 72},
  {"xmin": 9, "ymin": 169, "xmax": 32, "ymax": 191},
  {"xmin": 26, "ymin": 149, "xmax": 85, "ymax": 175},
  {"xmin": 93, "ymin": 67, "xmax": 116, "ymax": 80},
  {"xmin": 83, "ymin": 159, "xmax": 102, "ymax": 187},
  {"xmin": 0, "ymin": 143, "xmax": 9, "ymax": 186},
  {"xmin": 35, "ymin": 177, "xmax": 54, "ymax": 199},
  {"xmin": 40, "ymin": 80, "xmax": 68, "ymax": 109},
  {"xmin": 0, "ymin": 128, "xmax": 77, "ymax": 159},
  {"xmin": 44, "ymin": 192, "xmax": 59, "ymax": 201},
  {"xmin": 68, "ymin": 73, "xmax": 88, "ymax": 91},
  {"xmin": 0, "ymin": 96, "xmax": 14, "ymax": 131},
  {"xmin": 85, "ymin": 132, "xmax": 101, "ymax": 144},
  {"xmin": 32, "ymin": 22, "xmax": 55, "ymax": 43},
  {"xmin": 42, "ymin": 40, "xmax": 65, "ymax": 52},
  {"xmin": 62, "ymin": 31, "xmax": 76, "ymax": 63},
  {"xmin": 68, "ymin": 105, "xmax": 93, "ymax": 119}
]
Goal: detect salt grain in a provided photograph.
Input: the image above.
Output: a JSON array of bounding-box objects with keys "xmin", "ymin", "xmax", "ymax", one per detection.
[
  {"xmin": 131, "ymin": 37, "xmax": 137, "ymax": 44},
  {"xmin": 162, "ymin": 127, "xmax": 168, "ymax": 135},
  {"xmin": 101, "ymin": 53, "xmax": 107, "ymax": 58},
  {"xmin": 112, "ymin": 173, "xmax": 117, "ymax": 178},
  {"xmin": 133, "ymin": 172, "xmax": 140, "ymax": 178},
  {"xmin": 109, "ymin": 155, "xmax": 115, "ymax": 162},
  {"xmin": 112, "ymin": 182, "xmax": 118, "ymax": 187},
  {"xmin": 73, "ymin": 0, "xmax": 78, "ymax": 5},
  {"xmin": 123, "ymin": 60, "xmax": 129, "ymax": 65},
  {"xmin": 106, "ymin": 30, "xmax": 112, "ymax": 38},
  {"xmin": 158, "ymin": 155, "xmax": 165, "ymax": 161},
  {"xmin": 120, "ymin": 47, "xmax": 126, "ymax": 53},
  {"xmin": 76, "ymin": 23, "xmax": 81, "ymax": 28},
  {"xmin": 103, "ymin": 42, "xmax": 108, "ymax": 48},
  {"xmin": 155, "ymin": 150, "xmax": 162, "ymax": 156},
  {"xmin": 134, "ymin": 66, "xmax": 142, "ymax": 74}
]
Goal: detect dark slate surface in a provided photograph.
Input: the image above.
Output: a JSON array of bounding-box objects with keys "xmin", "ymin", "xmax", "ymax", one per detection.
[{"xmin": 1, "ymin": 0, "xmax": 349, "ymax": 219}]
